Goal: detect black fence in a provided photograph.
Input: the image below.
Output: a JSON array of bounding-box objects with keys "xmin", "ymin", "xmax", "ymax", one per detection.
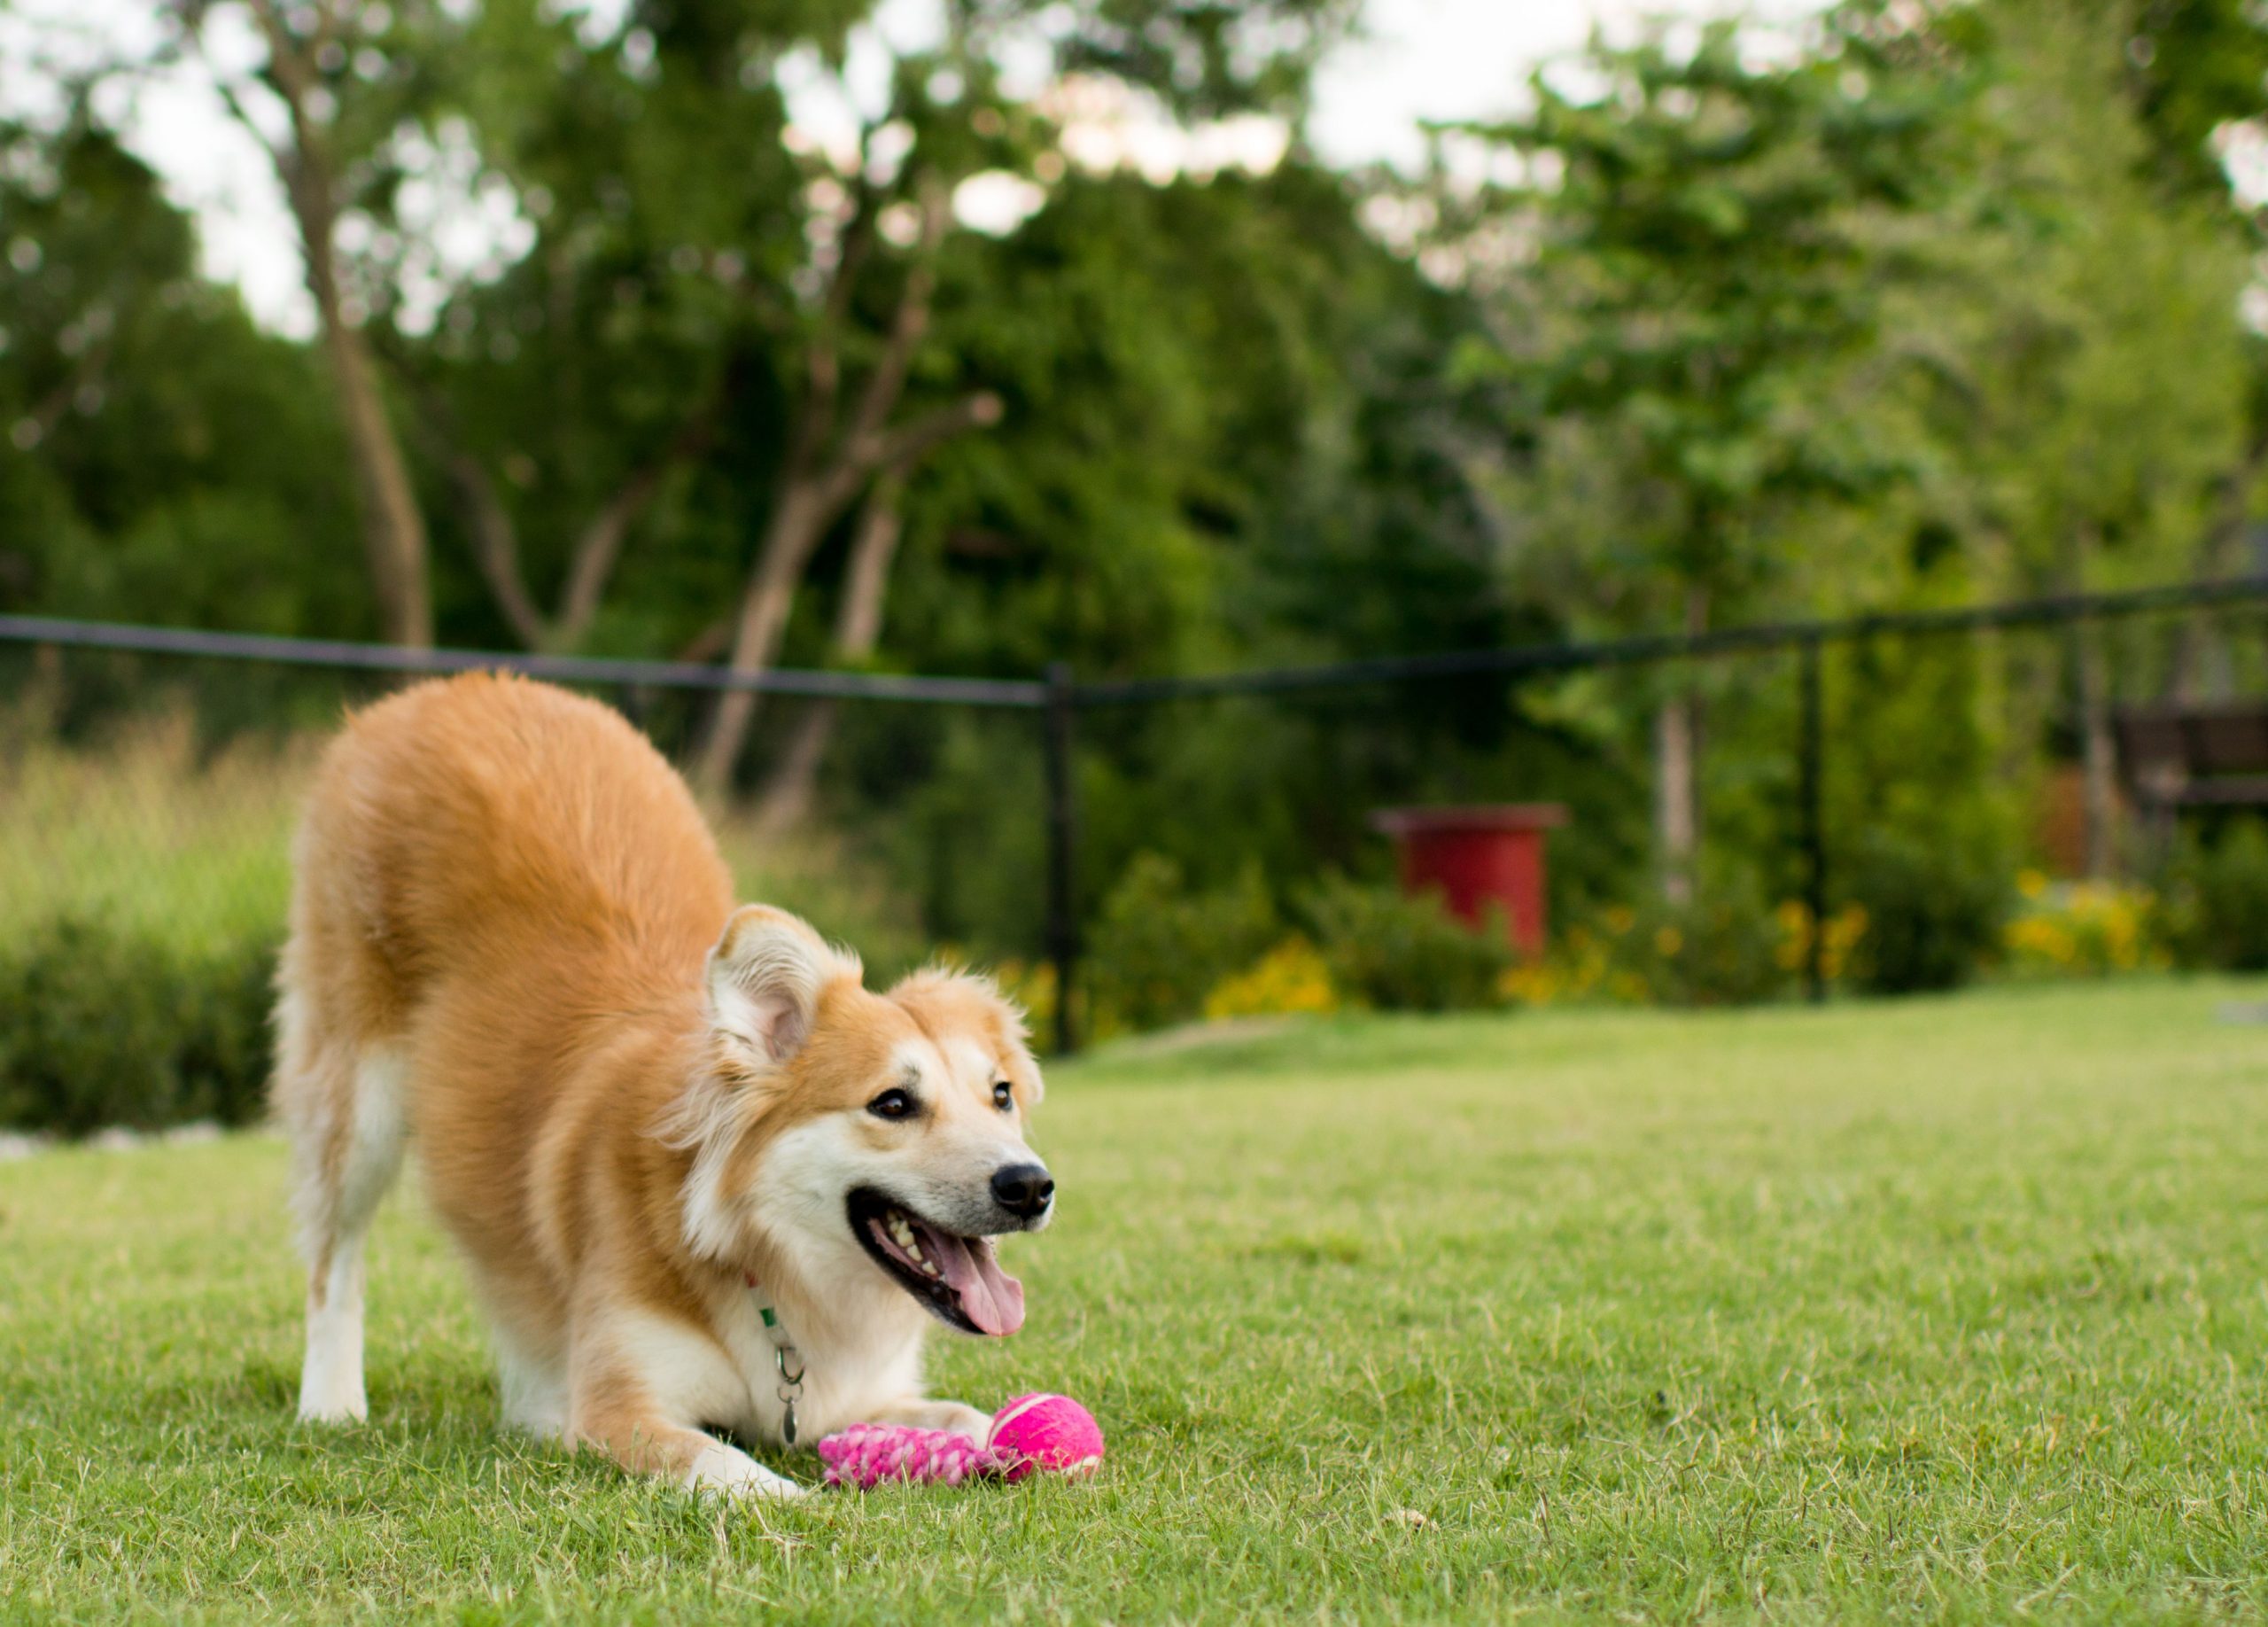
[{"xmin": 5, "ymin": 571, "xmax": 2268, "ymax": 1055}]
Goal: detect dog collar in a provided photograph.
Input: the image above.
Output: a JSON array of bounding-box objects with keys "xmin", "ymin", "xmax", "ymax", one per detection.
[{"xmin": 743, "ymin": 1274, "xmax": 806, "ymax": 1445}]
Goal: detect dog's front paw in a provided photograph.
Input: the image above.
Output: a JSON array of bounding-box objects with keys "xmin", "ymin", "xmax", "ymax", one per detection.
[
  {"xmin": 930, "ymin": 1401, "xmax": 991, "ymax": 1442},
  {"xmin": 867, "ymin": 1397, "xmax": 992, "ymax": 1440},
  {"xmin": 685, "ymin": 1441, "xmax": 807, "ymax": 1499}
]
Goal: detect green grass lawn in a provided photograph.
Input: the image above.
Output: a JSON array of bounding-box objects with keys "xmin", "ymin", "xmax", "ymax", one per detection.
[{"xmin": 4, "ymin": 979, "xmax": 2266, "ymax": 1624}]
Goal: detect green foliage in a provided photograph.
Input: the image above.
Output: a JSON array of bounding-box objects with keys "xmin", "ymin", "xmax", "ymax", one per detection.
[
  {"xmin": 0, "ymin": 917, "xmax": 274, "ymax": 1137},
  {"xmin": 1084, "ymin": 853, "xmax": 1278, "ymax": 1031},
  {"xmin": 1834, "ymin": 3, "xmax": 2254, "ymax": 621},
  {"xmin": 1630, "ymin": 875, "xmax": 1794, "ymax": 1008},
  {"xmin": 0, "ymin": 122, "xmax": 356, "ymax": 632},
  {"xmin": 1818, "ymin": 630, "xmax": 2017, "ymax": 1000},
  {"xmin": 1294, "ymin": 874, "xmax": 1511, "ymax": 1012},
  {"xmin": 1841, "ymin": 831, "xmax": 2012, "ymax": 996},
  {"xmin": 1446, "ymin": 17, "xmax": 1961, "ymax": 629},
  {"xmin": 2114, "ymin": 0, "xmax": 2268, "ymax": 199},
  {"xmin": 4, "ymin": 0, "xmax": 2264, "ymax": 1023},
  {"xmin": 2164, "ymin": 821, "xmax": 2268, "ymax": 973},
  {"xmin": 852, "ymin": 708, "xmax": 1050, "ymax": 966}
]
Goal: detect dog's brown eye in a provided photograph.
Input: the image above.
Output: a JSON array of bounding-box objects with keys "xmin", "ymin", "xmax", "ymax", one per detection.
[
  {"xmin": 992, "ymin": 1080, "xmax": 1014, "ymax": 1111},
  {"xmin": 867, "ymin": 1088, "xmax": 915, "ymax": 1120}
]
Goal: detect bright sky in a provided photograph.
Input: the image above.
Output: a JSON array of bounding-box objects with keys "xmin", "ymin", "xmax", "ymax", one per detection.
[
  {"xmin": 1310, "ymin": 0, "xmax": 1821, "ymax": 170},
  {"xmin": 2, "ymin": 0, "xmax": 1827, "ymax": 337}
]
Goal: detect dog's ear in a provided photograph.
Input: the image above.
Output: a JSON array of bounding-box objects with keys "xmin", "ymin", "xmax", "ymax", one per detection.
[{"xmin": 704, "ymin": 906, "xmax": 850, "ymax": 1065}]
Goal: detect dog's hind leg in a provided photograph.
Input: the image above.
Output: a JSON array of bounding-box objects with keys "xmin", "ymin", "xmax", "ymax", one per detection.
[{"xmin": 275, "ymin": 981, "xmax": 409, "ymax": 1424}]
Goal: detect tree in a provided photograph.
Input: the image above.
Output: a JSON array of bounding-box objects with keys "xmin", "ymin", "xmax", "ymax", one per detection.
[
  {"xmin": 2113, "ymin": 0, "xmax": 2268, "ymax": 706},
  {"xmin": 363, "ymin": 0, "xmax": 843, "ymax": 658},
  {"xmin": 350, "ymin": 0, "xmax": 1359, "ymax": 791},
  {"xmin": 1443, "ymin": 19, "xmax": 1958, "ymax": 899},
  {"xmin": 1909, "ymin": 2, "xmax": 2252, "ymax": 872},
  {"xmin": 2120, "ymin": 0, "xmax": 2268, "ymax": 199},
  {"xmin": 754, "ymin": 477, "xmax": 905, "ymax": 831},
  {"xmin": 162, "ymin": 0, "xmax": 462, "ymax": 646},
  {"xmin": 664, "ymin": 0, "xmax": 1360, "ymax": 794},
  {"xmin": 0, "ymin": 116, "xmax": 357, "ymax": 634},
  {"xmin": 773, "ymin": 158, "xmax": 1525, "ymax": 946},
  {"xmin": 686, "ymin": 149, "xmax": 1004, "ymax": 798}
]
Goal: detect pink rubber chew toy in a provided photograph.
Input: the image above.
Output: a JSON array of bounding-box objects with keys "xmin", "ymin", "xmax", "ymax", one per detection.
[{"xmin": 818, "ymin": 1393, "xmax": 1104, "ymax": 1490}]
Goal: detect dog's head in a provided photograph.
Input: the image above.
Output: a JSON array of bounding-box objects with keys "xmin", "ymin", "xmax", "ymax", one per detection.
[{"xmin": 663, "ymin": 905, "xmax": 1050, "ymax": 1336}]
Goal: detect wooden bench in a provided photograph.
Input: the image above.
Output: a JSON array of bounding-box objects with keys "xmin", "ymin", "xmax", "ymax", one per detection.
[{"xmin": 2114, "ymin": 705, "xmax": 2268, "ymax": 837}]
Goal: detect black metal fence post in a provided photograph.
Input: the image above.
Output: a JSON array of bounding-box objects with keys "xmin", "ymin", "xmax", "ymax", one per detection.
[
  {"xmin": 1043, "ymin": 662, "xmax": 1081, "ymax": 1055},
  {"xmin": 1798, "ymin": 635, "xmax": 1828, "ymax": 1004}
]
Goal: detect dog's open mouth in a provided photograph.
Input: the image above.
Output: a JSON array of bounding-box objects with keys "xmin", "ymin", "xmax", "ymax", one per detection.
[{"xmin": 846, "ymin": 1187, "xmax": 1026, "ymax": 1337}]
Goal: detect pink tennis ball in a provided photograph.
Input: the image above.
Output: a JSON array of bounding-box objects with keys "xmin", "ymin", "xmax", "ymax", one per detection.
[{"xmin": 986, "ymin": 1392, "xmax": 1104, "ymax": 1482}]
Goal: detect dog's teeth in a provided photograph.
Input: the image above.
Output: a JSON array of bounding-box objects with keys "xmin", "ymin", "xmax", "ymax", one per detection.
[{"xmin": 880, "ymin": 1208, "xmax": 940, "ymax": 1273}]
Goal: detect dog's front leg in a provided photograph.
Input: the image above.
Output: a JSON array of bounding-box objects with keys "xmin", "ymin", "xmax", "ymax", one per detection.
[
  {"xmin": 570, "ymin": 1376, "xmax": 804, "ymax": 1499},
  {"xmin": 862, "ymin": 1396, "xmax": 992, "ymax": 1440}
]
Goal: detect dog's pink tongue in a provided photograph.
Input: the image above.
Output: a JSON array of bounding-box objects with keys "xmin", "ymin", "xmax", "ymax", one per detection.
[{"xmin": 924, "ymin": 1229, "xmax": 1025, "ymax": 1336}]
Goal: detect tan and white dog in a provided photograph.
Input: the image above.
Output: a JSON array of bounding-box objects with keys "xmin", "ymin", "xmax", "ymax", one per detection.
[{"xmin": 272, "ymin": 673, "xmax": 1052, "ymax": 1499}]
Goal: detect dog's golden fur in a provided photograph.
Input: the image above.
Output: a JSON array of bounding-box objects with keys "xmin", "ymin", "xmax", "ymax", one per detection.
[{"xmin": 274, "ymin": 673, "xmax": 1048, "ymax": 1497}]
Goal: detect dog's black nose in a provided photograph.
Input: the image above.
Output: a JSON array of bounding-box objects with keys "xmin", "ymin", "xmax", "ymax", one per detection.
[{"xmin": 990, "ymin": 1163, "xmax": 1054, "ymax": 1218}]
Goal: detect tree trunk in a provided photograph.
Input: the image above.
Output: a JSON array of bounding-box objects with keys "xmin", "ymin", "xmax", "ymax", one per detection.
[
  {"xmin": 1655, "ymin": 584, "xmax": 1708, "ymax": 905},
  {"xmin": 2063, "ymin": 522, "xmax": 2117, "ymax": 880},
  {"xmin": 239, "ymin": 0, "xmax": 432, "ymax": 647},
  {"xmin": 2077, "ymin": 621, "xmax": 2117, "ymax": 879},
  {"xmin": 692, "ymin": 482, "xmax": 832, "ymax": 798},
  {"xmin": 316, "ymin": 300, "xmax": 432, "ymax": 647},
  {"xmin": 678, "ymin": 169, "xmax": 993, "ymax": 802},
  {"xmin": 1656, "ymin": 699, "xmax": 1697, "ymax": 906},
  {"xmin": 754, "ymin": 485, "xmax": 905, "ymax": 833}
]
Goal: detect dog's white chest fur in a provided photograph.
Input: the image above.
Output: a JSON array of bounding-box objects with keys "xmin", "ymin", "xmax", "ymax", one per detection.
[{"xmin": 695, "ymin": 1289, "xmax": 929, "ymax": 1446}]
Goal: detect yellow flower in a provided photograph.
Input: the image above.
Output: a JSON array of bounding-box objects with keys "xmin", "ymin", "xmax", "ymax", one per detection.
[
  {"xmin": 2007, "ymin": 883, "xmax": 2165, "ymax": 980},
  {"xmin": 1654, "ymin": 925, "xmax": 1683, "ymax": 958},
  {"xmin": 2017, "ymin": 868, "xmax": 2049, "ymax": 900},
  {"xmin": 1203, "ymin": 937, "xmax": 1339, "ymax": 1021},
  {"xmin": 1499, "ymin": 962, "xmax": 1557, "ymax": 1006},
  {"xmin": 993, "ymin": 958, "xmax": 1057, "ymax": 1032}
]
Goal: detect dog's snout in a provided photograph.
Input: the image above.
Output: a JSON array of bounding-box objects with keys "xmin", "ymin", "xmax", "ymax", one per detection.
[{"xmin": 990, "ymin": 1162, "xmax": 1054, "ymax": 1218}]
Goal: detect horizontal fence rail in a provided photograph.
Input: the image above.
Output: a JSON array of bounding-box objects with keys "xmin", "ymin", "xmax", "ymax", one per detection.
[
  {"xmin": 9, "ymin": 574, "xmax": 2265, "ymax": 710},
  {"xmin": 1072, "ymin": 574, "xmax": 2268, "ymax": 705},
  {"xmin": 0, "ymin": 613, "xmax": 1051, "ymax": 709}
]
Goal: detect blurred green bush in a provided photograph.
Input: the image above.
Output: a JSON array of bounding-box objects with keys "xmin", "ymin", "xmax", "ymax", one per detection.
[
  {"xmin": 1626, "ymin": 873, "xmax": 1793, "ymax": 1008},
  {"xmin": 0, "ymin": 916, "xmax": 274, "ymax": 1136},
  {"xmin": 1081, "ymin": 860, "xmax": 1515, "ymax": 1030},
  {"xmin": 1085, "ymin": 853, "xmax": 1280, "ymax": 1032},
  {"xmin": 1294, "ymin": 874, "xmax": 1511, "ymax": 1013},
  {"xmin": 2164, "ymin": 821, "xmax": 2268, "ymax": 974},
  {"xmin": 1840, "ymin": 831, "xmax": 2012, "ymax": 996}
]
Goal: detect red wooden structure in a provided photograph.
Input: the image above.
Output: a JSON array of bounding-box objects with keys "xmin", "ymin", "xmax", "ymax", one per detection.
[{"xmin": 1370, "ymin": 805, "xmax": 1568, "ymax": 959}]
